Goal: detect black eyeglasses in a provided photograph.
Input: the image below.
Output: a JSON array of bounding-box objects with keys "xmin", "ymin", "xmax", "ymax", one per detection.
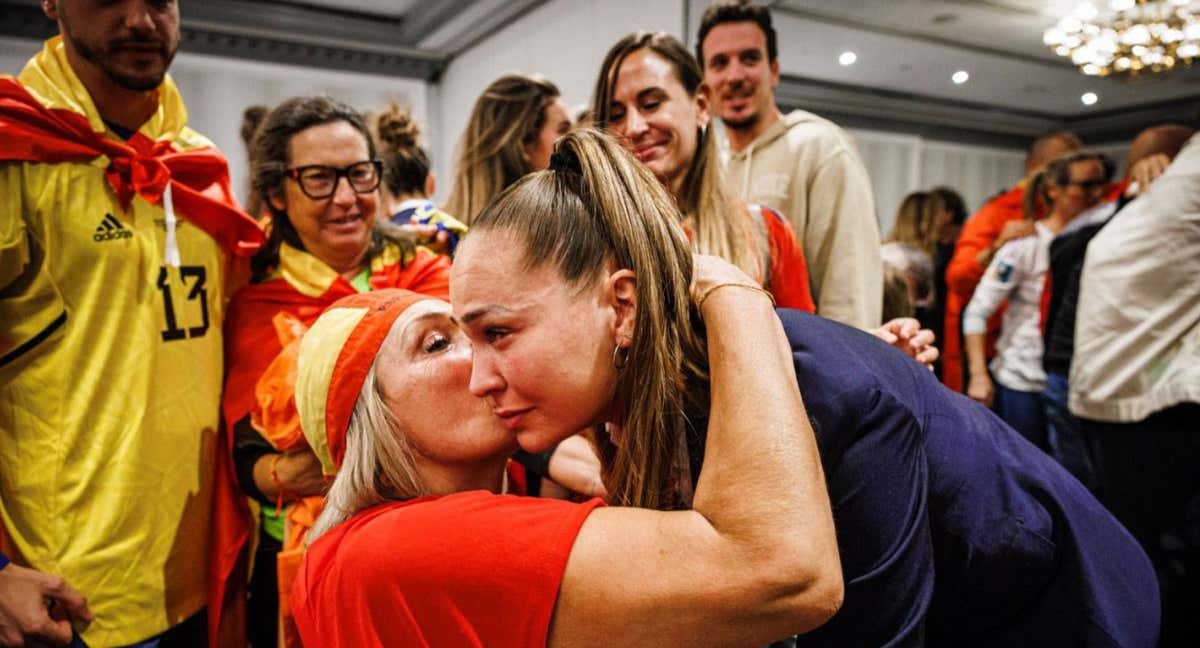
[
  {"xmin": 1065, "ymin": 178, "xmax": 1109, "ymax": 191},
  {"xmin": 286, "ymin": 160, "xmax": 382, "ymax": 199}
]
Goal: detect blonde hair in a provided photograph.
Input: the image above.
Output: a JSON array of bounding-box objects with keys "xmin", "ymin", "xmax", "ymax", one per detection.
[
  {"xmin": 887, "ymin": 191, "xmax": 944, "ymax": 257},
  {"xmin": 881, "ymin": 261, "xmax": 914, "ymax": 322},
  {"xmin": 471, "ymin": 129, "xmax": 709, "ymax": 510},
  {"xmin": 444, "ymin": 74, "xmax": 561, "ymax": 225},
  {"xmin": 309, "ymin": 359, "xmax": 426, "ymax": 542},
  {"xmin": 592, "ymin": 32, "xmax": 766, "ymax": 282}
]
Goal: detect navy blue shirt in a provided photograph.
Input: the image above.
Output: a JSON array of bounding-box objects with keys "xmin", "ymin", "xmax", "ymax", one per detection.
[{"xmin": 775, "ymin": 309, "xmax": 1159, "ymax": 647}]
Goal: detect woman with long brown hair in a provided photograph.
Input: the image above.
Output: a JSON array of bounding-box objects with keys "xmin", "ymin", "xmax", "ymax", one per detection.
[
  {"xmin": 443, "ymin": 73, "xmax": 571, "ymax": 225},
  {"xmin": 451, "ymin": 129, "xmax": 1158, "ymax": 648},
  {"xmin": 591, "ymin": 32, "xmax": 813, "ymax": 310}
]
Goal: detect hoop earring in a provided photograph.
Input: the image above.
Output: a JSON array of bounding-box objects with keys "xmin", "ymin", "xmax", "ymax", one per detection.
[{"xmin": 612, "ymin": 342, "xmax": 629, "ymax": 370}]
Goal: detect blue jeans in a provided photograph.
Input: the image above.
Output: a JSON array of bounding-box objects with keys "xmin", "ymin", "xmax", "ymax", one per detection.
[
  {"xmin": 993, "ymin": 383, "xmax": 1047, "ymax": 450},
  {"xmin": 1041, "ymin": 372, "xmax": 1097, "ymax": 492}
]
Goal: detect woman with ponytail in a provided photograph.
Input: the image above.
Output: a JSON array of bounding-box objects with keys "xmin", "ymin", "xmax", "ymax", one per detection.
[
  {"xmin": 452, "ymin": 130, "xmax": 1157, "ymax": 648},
  {"xmin": 290, "ymin": 277, "xmax": 844, "ymax": 644},
  {"xmin": 963, "ymin": 151, "xmax": 1114, "ymax": 447},
  {"xmin": 374, "ymin": 103, "xmax": 467, "ymax": 255},
  {"xmin": 221, "ymin": 96, "xmax": 454, "ymax": 647}
]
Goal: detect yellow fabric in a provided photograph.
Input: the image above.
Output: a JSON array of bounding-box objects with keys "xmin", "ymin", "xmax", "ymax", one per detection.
[
  {"xmin": 0, "ymin": 39, "xmax": 224, "ymax": 646},
  {"xmin": 273, "ymin": 238, "xmax": 432, "ymax": 296},
  {"xmin": 295, "ymin": 307, "xmax": 368, "ymax": 476},
  {"xmin": 274, "ymin": 243, "xmax": 339, "ymax": 298}
]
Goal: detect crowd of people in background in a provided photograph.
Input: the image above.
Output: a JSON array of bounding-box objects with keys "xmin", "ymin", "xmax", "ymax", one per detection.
[{"xmin": 0, "ymin": 0, "xmax": 1195, "ymax": 647}]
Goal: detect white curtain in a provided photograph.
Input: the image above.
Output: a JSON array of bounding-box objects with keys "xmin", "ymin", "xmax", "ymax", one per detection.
[{"xmin": 847, "ymin": 128, "xmax": 1027, "ymax": 236}]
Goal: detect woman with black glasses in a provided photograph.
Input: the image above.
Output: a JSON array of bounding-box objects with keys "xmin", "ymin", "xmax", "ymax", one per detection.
[
  {"xmin": 962, "ymin": 151, "xmax": 1114, "ymax": 447},
  {"xmin": 221, "ymin": 96, "xmax": 454, "ymax": 648}
]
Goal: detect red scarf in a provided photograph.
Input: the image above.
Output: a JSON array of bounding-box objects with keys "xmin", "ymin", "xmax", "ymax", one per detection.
[{"xmin": 0, "ymin": 78, "xmax": 263, "ymax": 256}]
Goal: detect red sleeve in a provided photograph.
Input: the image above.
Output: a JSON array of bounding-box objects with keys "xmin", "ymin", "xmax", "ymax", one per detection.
[
  {"xmin": 292, "ymin": 492, "xmax": 603, "ymax": 648},
  {"xmin": 946, "ymin": 206, "xmax": 1000, "ymax": 299},
  {"xmin": 761, "ymin": 207, "xmax": 816, "ymax": 312}
]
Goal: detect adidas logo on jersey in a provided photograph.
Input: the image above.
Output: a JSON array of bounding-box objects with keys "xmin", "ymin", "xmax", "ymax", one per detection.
[{"xmin": 94, "ymin": 213, "xmax": 133, "ymax": 242}]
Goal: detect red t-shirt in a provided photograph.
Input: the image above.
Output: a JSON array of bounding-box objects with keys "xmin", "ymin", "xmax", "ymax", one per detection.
[
  {"xmin": 291, "ymin": 491, "xmax": 603, "ymax": 647},
  {"xmin": 760, "ymin": 205, "xmax": 816, "ymax": 312}
]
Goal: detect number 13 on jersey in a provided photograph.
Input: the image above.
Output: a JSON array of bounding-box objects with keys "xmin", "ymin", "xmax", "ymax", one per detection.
[{"xmin": 156, "ymin": 265, "xmax": 210, "ymax": 342}]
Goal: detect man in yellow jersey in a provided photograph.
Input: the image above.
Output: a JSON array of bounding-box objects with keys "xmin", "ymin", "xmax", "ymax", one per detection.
[{"xmin": 0, "ymin": 1, "xmax": 262, "ymax": 646}]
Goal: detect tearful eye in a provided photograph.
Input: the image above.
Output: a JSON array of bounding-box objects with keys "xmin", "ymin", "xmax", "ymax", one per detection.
[{"xmin": 423, "ymin": 332, "xmax": 451, "ymax": 353}]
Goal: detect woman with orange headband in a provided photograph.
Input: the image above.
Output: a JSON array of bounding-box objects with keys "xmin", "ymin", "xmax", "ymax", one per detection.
[{"xmin": 289, "ymin": 277, "xmax": 842, "ymax": 646}]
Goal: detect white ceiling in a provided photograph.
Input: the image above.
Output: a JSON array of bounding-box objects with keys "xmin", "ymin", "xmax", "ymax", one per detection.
[
  {"xmin": 242, "ymin": 0, "xmax": 1200, "ymax": 118},
  {"xmin": 767, "ymin": 0, "xmax": 1200, "ymax": 116},
  {"xmin": 290, "ymin": 0, "xmax": 421, "ymax": 18},
  {"xmin": 778, "ymin": 0, "xmax": 1080, "ymax": 62}
]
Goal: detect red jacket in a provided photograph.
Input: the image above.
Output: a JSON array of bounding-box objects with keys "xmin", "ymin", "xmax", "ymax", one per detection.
[{"xmin": 943, "ymin": 186, "xmax": 1025, "ymax": 392}]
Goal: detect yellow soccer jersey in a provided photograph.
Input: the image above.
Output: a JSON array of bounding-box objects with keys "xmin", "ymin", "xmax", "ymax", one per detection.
[{"xmin": 0, "ymin": 39, "xmax": 226, "ymax": 646}]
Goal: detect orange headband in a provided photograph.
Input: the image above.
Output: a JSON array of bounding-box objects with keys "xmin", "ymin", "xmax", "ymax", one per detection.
[{"xmin": 295, "ymin": 289, "xmax": 432, "ymax": 475}]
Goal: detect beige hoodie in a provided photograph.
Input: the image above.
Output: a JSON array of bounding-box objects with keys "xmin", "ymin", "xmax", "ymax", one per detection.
[{"xmin": 726, "ymin": 109, "xmax": 882, "ymax": 329}]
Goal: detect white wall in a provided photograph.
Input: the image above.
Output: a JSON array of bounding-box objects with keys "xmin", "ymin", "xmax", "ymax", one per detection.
[
  {"xmin": 433, "ymin": 0, "xmax": 685, "ymax": 201},
  {"xmin": 2, "ymin": 37, "xmax": 430, "ymax": 207}
]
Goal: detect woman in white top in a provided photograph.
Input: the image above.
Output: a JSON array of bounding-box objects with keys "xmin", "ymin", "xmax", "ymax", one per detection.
[{"xmin": 963, "ymin": 151, "xmax": 1113, "ymax": 447}]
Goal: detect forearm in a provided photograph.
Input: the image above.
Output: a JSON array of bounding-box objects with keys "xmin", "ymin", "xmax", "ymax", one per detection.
[
  {"xmin": 693, "ymin": 289, "xmax": 839, "ymax": 615},
  {"xmin": 965, "ymin": 333, "xmax": 989, "ymax": 377}
]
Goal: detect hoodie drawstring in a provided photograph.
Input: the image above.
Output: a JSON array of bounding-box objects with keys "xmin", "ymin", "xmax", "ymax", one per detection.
[
  {"xmin": 163, "ymin": 183, "xmax": 180, "ymax": 267},
  {"xmin": 741, "ymin": 145, "xmax": 754, "ymax": 202}
]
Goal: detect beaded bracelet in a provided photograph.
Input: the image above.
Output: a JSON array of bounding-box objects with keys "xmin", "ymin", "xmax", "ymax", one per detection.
[{"xmin": 696, "ymin": 282, "xmax": 776, "ymax": 311}]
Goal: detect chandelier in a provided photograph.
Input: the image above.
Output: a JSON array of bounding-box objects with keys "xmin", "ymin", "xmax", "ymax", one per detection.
[{"xmin": 1043, "ymin": 0, "xmax": 1200, "ymax": 76}]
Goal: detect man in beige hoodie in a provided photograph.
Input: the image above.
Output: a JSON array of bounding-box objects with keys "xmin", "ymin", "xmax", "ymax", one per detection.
[{"xmin": 698, "ymin": 0, "xmax": 882, "ymax": 329}]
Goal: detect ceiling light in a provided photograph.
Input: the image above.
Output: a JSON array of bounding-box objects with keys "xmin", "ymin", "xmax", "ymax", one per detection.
[
  {"xmin": 951, "ymin": 70, "xmax": 970, "ymax": 84},
  {"xmin": 838, "ymin": 51, "xmax": 857, "ymax": 66},
  {"xmin": 1081, "ymin": 91, "xmax": 1099, "ymax": 105},
  {"xmin": 1046, "ymin": 1, "xmax": 1200, "ymax": 76}
]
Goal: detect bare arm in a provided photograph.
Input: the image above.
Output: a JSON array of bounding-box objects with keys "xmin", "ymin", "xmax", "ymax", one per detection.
[
  {"xmin": 964, "ymin": 332, "xmax": 994, "ymax": 407},
  {"xmin": 549, "ymin": 256, "xmax": 842, "ymax": 648},
  {"xmin": 962, "ymin": 242, "xmax": 1023, "ymax": 407}
]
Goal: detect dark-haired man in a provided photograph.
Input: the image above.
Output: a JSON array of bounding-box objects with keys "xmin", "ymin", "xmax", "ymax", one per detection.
[
  {"xmin": 0, "ymin": 1, "xmax": 260, "ymax": 645},
  {"xmin": 697, "ymin": 0, "xmax": 882, "ymax": 330}
]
